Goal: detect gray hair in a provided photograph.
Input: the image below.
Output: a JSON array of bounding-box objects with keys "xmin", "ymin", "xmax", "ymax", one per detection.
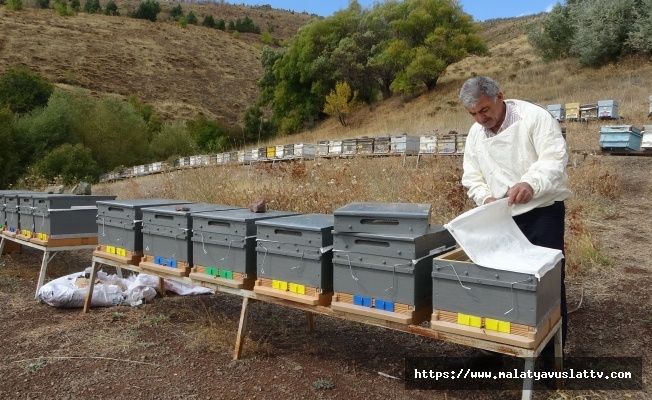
[{"xmin": 459, "ymin": 76, "xmax": 500, "ymax": 108}]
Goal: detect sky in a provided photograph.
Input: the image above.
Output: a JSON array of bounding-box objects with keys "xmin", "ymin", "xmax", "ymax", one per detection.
[{"xmin": 234, "ymin": 0, "xmax": 559, "ymax": 22}]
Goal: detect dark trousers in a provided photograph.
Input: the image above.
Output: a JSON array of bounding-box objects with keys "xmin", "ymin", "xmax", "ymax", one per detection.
[{"xmin": 512, "ymin": 201, "xmax": 567, "ymax": 357}]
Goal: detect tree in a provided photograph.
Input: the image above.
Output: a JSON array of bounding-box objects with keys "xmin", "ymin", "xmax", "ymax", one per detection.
[
  {"xmin": 169, "ymin": 3, "xmax": 183, "ymax": 21},
  {"xmin": 527, "ymin": 3, "xmax": 575, "ymax": 62},
  {"xmin": 570, "ymin": 0, "xmax": 636, "ymax": 67},
  {"xmin": 375, "ymin": 0, "xmax": 487, "ymax": 94},
  {"xmin": 104, "ymin": 0, "xmax": 119, "ymax": 16},
  {"xmin": 0, "ymin": 108, "xmax": 19, "ymax": 189},
  {"xmin": 186, "ymin": 115, "xmax": 227, "ymax": 153},
  {"xmin": 70, "ymin": 0, "xmax": 80, "ymax": 11},
  {"xmin": 83, "ymin": 0, "xmax": 102, "ymax": 13},
  {"xmin": 33, "ymin": 143, "xmax": 100, "ymax": 184},
  {"xmin": 625, "ymin": 0, "xmax": 652, "ymax": 55},
  {"xmin": 133, "ymin": 0, "xmax": 161, "ymax": 22},
  {"xmin": 0, "ymin": 67, "xmax": 53, "ymax": 115},
  {"xmin": 186, "ymin": 11, "xmax": 197, "ymax": 25},
  {"xmin": 202, "ymin": 15, "xmax": 216, "ymax": 28},
  {"xmin": 150, "ymin": 121, "xmax": 196, "ymax": 160},
  {"xmin": 323, "ymin": 81, "xmax": 358, "ymax": 127}
]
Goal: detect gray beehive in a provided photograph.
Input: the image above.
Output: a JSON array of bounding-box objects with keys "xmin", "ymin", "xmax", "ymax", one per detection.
[
  {"xmin": 190, "ymin": 209, "xmax": 300, "ymax": 277},
  {"xmin": 255, "ymin": 214, "xmax": 334, "ymax": 291},
  {"xmin": 96, "ymin": 199, "xmax": 190, "ymax": 252},
  {"xmin": 1, "ymin": 191, "xmax": 34, "ymax": 233},
  {"xmin": 17, "ymin": 193, "xmax": 36, "ymax": 236},
  {"xmin": 332, "ymin": 225, "xmax": 455, "ymax": 307},
  {"xmin": 30, "ymin": 194, "xmax": 117, "ymax": 241},
  {"xmin": 140, "ymin": 203, "xmax": 243, "ymax": 271},
  {"xmin": 334, "ymin": 202, "xmax": 431, "ymax": 236},
  {"xmin": 431, "ymin": 248, "xmax": 561, "ymax": 327},
  {"xmin": 598, "ymin": 100, "xmax": 619, "ymax": 119}
]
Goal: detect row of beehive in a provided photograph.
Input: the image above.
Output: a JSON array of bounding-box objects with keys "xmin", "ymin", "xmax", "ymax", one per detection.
[
  {"xmin": 1, "ymin": 191, "xmax": 117, "ymax": 246},
  {"xmin": 88, "ymin": 198, "xmax": 559, "ymax": 348},
  {"xmin": 99, "ymin": 133, "xmax": 468, "ymax": 182},
  {"xmin": 546, "ymin": 96, "xmax": 652, "ymax": 122},
  {"xmin": 599, "ymin": 125, "xmax": 652, "ymax": 152}
]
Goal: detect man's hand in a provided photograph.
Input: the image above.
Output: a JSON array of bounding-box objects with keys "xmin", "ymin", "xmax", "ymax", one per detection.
[
  {"xmin": 483, "ymin": 197, "xmax": 500, "ymax": 205},
  {"xmin": 506, "ymin": 182, "xmax": 534, "ymax": 206}
]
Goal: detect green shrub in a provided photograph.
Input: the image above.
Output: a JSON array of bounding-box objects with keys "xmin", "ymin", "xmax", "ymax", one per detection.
[
  {"xmin": 133, "ymin": 0, "xmax": 161, "ymax": 22},
  {"xmin": 232, "ymin": 30, "xmax": 240, "ymax": 39},
  {"xmin": 216, "ymin": 19, "xmax": 225, "ymax": 30},
  {"xmin": 186, "ymin": 11, "xmax": 197, "ymax": 25},
  {"xmin": 33, "ymin": 143, "xmax": 100, "ymax": 184},
  {"xmin": 104, "ymin": 0, "xmax": 118, "ymax": 16},
  {"xmin": 261, "ymin": 31, "xmax": 273, "ymax": 45},
  {"xmin": 150, "ymin": 121, "xmax": 196, "ymax": 160},
  {"xmin": 6, "ymin": 0, "xmax": 23, "ymax": 10},
  {"xmin": 83, "ymin": 0, "xmax": 101, "ymax": 14},
  {"xmin": 54, "ymin": 1, "xmax": 75, "ymax": 15},
  {"xmin": 202, "ymin": 14, "xmax": 216, "ymax": 28},
  {"xmin": 0, "ymin": 67, "xmax": 53, "ymax": 115},
  {"xmin": 178, "ymin": 16, "xmax": 187, "ymax": 28},
  {"xmin": 70, "ymin": 0, "xmax": 80, "ymax": 11},
  {"xmin": 169, "ymin": 3, "xmax": 182, "ymax": 21},
  {"xmin": 37, "ymin": 0, "xmax": 50, "ymax": 9}
]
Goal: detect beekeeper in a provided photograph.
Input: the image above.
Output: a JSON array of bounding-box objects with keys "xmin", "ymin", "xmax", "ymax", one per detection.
[{"xmin": 459, "ymin": 76, "xmax": 572, "ymax": 357}]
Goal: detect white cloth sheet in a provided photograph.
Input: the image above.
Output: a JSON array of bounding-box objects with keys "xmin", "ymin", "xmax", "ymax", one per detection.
[{"xmin": 444, "ymin": 198, "xmax": 563, "ymax": 279}]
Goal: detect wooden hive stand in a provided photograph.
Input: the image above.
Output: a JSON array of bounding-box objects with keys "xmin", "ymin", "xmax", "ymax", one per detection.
[
  {"xmin": 93, "ymin": 245, "xmax": 143, "ymax": 265},
  {"xmin": 330, "ymin": 292, "xmax": 432, "ymax": 325},
  {"xmin": 254, "ymin": 277, "xmax": 332, "ymax": 306},
  {"xmin": 190, "ymin": 264, "xmax": 255, "ymax": 290},
  {"xmin": 430, "ymin": 305, "xmax": 561, "ymax": 350},
  {"xmin": 139, "ymin": 254, "xmax": 190, "ymax": 277}
]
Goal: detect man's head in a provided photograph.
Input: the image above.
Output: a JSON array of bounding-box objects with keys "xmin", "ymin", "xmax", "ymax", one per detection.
[{"xmin": 460, "ymin": 76, "xmax": 505, "ymax": 131}]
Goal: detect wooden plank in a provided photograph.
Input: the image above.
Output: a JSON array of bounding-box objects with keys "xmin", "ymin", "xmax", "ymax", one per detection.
[
  {"xmin": 430, "ymin": 306, "xmax": 561, "ymax": 349},
  {"xmin": 31, "ymin": 236, "xmax": 98, "ymax": 247},
  {"xmin": 93, "ymin": 247, "xmax": 142, "ymax": 265},
  {"xmin": 139, "ymin": 260, "xmax": 190, "ymax": 277},
  {"xmin": 330, "ymin": 301, "xmax": 428, "ymax": 325},
  {"xmin": 253, "ymin": 282, "xmax": 333, "ymax": 306}
]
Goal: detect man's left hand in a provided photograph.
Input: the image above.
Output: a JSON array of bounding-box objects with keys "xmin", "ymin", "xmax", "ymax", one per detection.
[{"xmin": 506, "ymin": 183, "xmax": 534, "ymax": 206}]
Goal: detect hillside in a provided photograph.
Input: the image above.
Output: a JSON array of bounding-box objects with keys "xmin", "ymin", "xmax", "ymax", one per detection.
[
  {"xmin": 0, "ymin": 2, "xmax": 313, "ymax": 124},
  {"xmin": 1, "ymin": 7, "xmax": 652, "ymax": 400}
]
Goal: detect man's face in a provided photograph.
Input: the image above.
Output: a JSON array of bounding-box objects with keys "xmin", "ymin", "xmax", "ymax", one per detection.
[{"xmin": 466, "ymin": 92, "xmax": 505, "ymax": 130}]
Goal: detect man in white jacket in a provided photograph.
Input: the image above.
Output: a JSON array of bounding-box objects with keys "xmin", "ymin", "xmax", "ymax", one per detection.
[{"xmin": 459, "ymin": 76, "xmax": 572, "ymax": 360}]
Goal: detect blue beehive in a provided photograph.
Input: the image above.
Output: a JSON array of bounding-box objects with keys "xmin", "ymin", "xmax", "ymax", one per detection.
[
  {"xmin": 599, "ymin": 125, "xmax": 643, "ymax": 151},
  {"xmin": 547, "ymin": 104, "xmax": 565, "ymax": 122}
]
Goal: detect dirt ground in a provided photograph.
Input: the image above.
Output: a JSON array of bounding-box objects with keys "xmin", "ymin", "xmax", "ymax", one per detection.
[{"xmin": 0, "ymin": 155, "xmax": 651, "ymax": 400}]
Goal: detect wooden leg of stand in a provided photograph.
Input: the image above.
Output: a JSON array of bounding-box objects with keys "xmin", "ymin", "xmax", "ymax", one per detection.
[
  {"xmin": 306, "ymin": 312, "xmax": 314, "ymax": 332},
  {"xmin": 35, "ymin": 251, "xmax": 52, "ymax": 300},
  {"xmin": 233, "ymin": 297, "xmax": 251, "ymax": 360},
  {"xmin": 158, "ymin": 277, "xmax": 165, "ymax": 296},
  {"xmin": 82, "ymin": 260, "xmax": 99, "ymax": 313}
]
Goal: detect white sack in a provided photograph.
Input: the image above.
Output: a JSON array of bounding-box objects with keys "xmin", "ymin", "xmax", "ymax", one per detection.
[
  {"xmin": 164, "ymin": 279, "xmax": 214, "ymax": 296},
  {"xmin": 37, "ymin": 271, "xmax": 126, "ymax": 308},
  {"xmin": 444, "ymin": 198, "xmax": 563, "ymax": 279}
]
